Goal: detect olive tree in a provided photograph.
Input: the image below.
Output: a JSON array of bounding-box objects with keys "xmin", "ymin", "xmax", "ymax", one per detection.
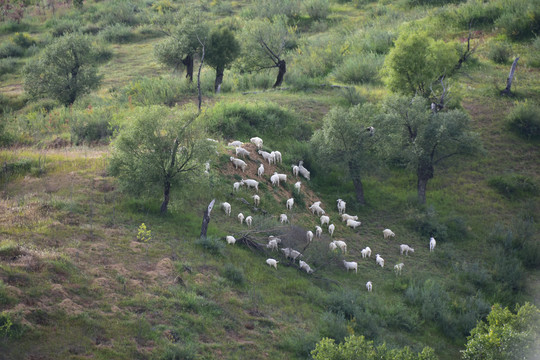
[
  {"xmin": 239, "ymin": 15, "xmax": 294, "ymax": 88},
  {"xmin": 109, "ymin": 106, "xmax": 215, "ymax": 214},
  {"xmin": 154, "ymin": 11, "xmax": 208, "ymax": 82},
  {"xmin": 205, "ymin": 27, "xmax": 240, "ymax": 93},
  {"xmin": 382, "ymin": 95, "xmax": 480, "ymax": 204},
  {"xmin": 311, "ymin": 103, "xmax": 380, "ymax": 205},
  {"xmin": 23, "ymin": 33, "xmax": 101, "ymax": 105},
  {"xmin": 382, "ymin": 31, "xmax": 459, "ymax": 99}
]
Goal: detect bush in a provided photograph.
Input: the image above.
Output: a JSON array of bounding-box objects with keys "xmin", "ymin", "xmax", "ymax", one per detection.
[
  {"xmin": 222, "ymin": 264, "xmax": 245, "ymax": 286},
  {"xmin": 195, "ymin": 236, "xmax": 225, "ymax": 256},
  {"xmin": 507, "ymin": 102, "xmax": 540, "ymax": 140},
  {"xmin": 318, "ymin": 311, "xmax": 348, "ymax": 342},
  {"xmin": 0, "ymin": 58, "xmax": 18, "ymax": 77},
  {"xmin": 487, "ymin": 41, "xmax": 512, "ymax": 64},
  {"xmin": 303, "ymin": 0, "xmax": 330, "ymax": 21},
  {"xmin": 450, "ymin": 0, "xmax": 502, "ymax": 29},
  {"xmin": 361, "ymin": 28, "xmax": 396, "ymax": 54},
  {"xmin": 101, "ymin": 24, "xmax": 135, "ymax": 44},
  {"xmin": 94, "ymin": 0, "xmax": 142, "ymax": 27},
  {"xmin": 70, "ymin": 107, "xmax": 115, "ymax": 145},
  {"xmin": 408, "ymin": 0, "xmax": 465, "ymax": 6},
  {"xmin": 496, "ymin": 0, "xmax": 540, "ymax": 40},
  {"xmin": 488, "ymin": 173, "xmax": 538, "ymax": 199},
  {"xmin": 0, "ymin": 312, "xmax": 25, "ymax": 339},
  {"xmin": 0, "ymin": 42, "xmax": 23, "ymax": 59},
  {"xmin": 332, "ymin": 52, "xmax": 383, "ymax": 85},
  {"xmin": 50, "ymin": 19, "xmax": 79, "ymax": 37},
  {"xmin": 409, "ymin": 205, "xmax": 448, "ymax": 241}
]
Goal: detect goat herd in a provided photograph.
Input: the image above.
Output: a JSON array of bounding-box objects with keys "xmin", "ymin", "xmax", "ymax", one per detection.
[{"xmin": 213, "ymin": 137, "xmax": 437, "ymax": 293}]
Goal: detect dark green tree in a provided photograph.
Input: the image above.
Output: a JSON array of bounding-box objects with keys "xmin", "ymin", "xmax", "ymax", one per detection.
[
  {"xmin": 311, "ymin": 103, "xmax": 380, "ymax": 205},
  {"xmin": 382, "ymin": 95, "xmax": 480, "ymax": 204},
  {"xmin": 109, "ymin": 105, "xmax": 215, "ymax": 214},
  {"xmin": 205, "ymin": 27, "xmax": 240, "ymax": 93},
  {"xmin": 23, "ymin": 33, "xmax": 101, "ymax": 105}
]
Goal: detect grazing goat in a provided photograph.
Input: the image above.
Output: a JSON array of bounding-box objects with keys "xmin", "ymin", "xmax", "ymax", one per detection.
[
  {"xmin": 394, "ymin": 263, "xmax": 404, "ymax": 275},
  {"xmin": 383, "ymin": 229, "xmax": 395, "ymax": 239},
  {"xmin": 343, "ymin": 260, "xmax": 358, "ymax": 274},
  {"xmin": 400, "ymin": 244, "xmax": 414, "ymax": 256},
  {"xmin": 430, "ymin": 237, "xmax": 436, "ymax": 252},
  {"xmin": 366, "ymin": 281, "xmax": 372, "ymax": 292},
  {"xmin": 266, "ymin": 258, "xmax": 278, "ymax": 269}
]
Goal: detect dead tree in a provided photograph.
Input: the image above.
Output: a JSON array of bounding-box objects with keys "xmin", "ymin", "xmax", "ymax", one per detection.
[
  {"xmin": 200, "ymin": 199, "xmax": 215, "ymax": 239},
  {"xmin": 501, "ymin": 57, "xmax": 520, "ymax": 96}
]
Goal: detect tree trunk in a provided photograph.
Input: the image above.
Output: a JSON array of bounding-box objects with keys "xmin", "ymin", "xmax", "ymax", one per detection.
[
  {"xmin": 200, "ymin": 199, "xmax": 215, "ymax": 239},
  {"xmin": 197, "ymin": 42, "xmax": 205, "ymax": 112},
  {"xmin": 160, "ymin": 179, "xmax": 171, "ymax": 214},
  {"xmin": 273, "ymin": 60, "xmax": 286, "ymax": 88},
  {"xmin": 417, "ymin": 163, "xmax": 434, "ymax": 204},
  {"xmin": 183, "ymin": 54, "xmax": 193, "ymax": 82},
  {"xmin": 214, "ymin": 65, "xmax": 224, "ymax": 93},
  {"xmin": 352, "ymin": 176, "xmax": 366, "ymax": 205},
  {"xmin": 501, "ymin": 57, "xmax": 519, "ymax": 96}
]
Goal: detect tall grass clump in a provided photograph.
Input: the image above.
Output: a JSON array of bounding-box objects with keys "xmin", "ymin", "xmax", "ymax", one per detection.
[
  {"xmin": 332, "ymin": 52, "xmax": 383, "ymax": 85},
  {"xmin": 487, "ymin": 40, "xmax": 512, "ymax": 64},
  {"xmin": 303, "ymin": 0, "xmax": 330, "ymax": 21},
  {"xmin": 360, "ymin": 28, "xmax": 396, "ymax": 54},
  {"xmin": 506, "ymin": 101, "xmax": 540, "ymax": 139},
  {"xmin": 495, "ymin": 0, "xmax": 540, "ymax": 40},
  {"xmin": 0, "ymin": 42, "xmax": 23, "ymax": 59},
  {"xmin": 100, "ymin": 24, "xmax": 135, "ymax": 44},
  {"xmin": 122, "ymin": 76, "xmax": 195, "ymax": 106},
  {"xmin": 222, "ymin": 263, "xmax": 245, "ymax": 286},
  {"xmin": 0, "ymin": 58, "xmax": 18, "ymax": 77},
  {"xmin": 488, "ymin": 173, "xmax": 538, "ymax": 199},
  {"xmin": 70, "ymin": 107, "xmax": 116, "ymax": 145},
  {"xmin": 449, "ymin": 0, "xmax": 502, "ymax": 29},
  {"xmin": 195, "ymin": 236, "xmax": 225, "ymax": 256}
]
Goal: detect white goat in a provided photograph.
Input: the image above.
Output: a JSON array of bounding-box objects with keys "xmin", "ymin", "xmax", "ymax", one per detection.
[
  {"xmin": 236, "ymin": 147, "xmax": 250, "ymax": 158},
  {"xmin": 270, "ymin": 173, "xmax": 280, "ymax": 187},
  {"xmin": 230, "ymin": 157, "xmax": 247, "ymax": 172},
  {"xmin": 337, "ymin": 199, "xmax": 346, "ymax": 215},
  {"xmin": 279, "ymin": 214, "xmax": 289, "ymax": 224},
  {"xmin": 222, "ymin": 202, "xmax": 231, "ymax": 216},
  {"xmin": 394, "ymin": 263, "xmax": 404, "ymax": 275},
  {"xmin": 258, "ymin": 150, "xmax": 274, "ymax": 164},
  {"xmin": 400, "ymin": 244, "xmax": 414, "ymax": 256},
  {"xmin": 238, "ymin": 213, "xmax": 244, "ymax": 224},
  {"xmin": 298, "ymin": 161, "xmax": 310, "ymax": 180},
  {"xmin": 310, "ymin": 204, "xmax": 325, "ymax": 216},
  {"xmin": 329, "ymin": 242, "xmax": 337, "ymax": 251},
  {"xmin": 346, "ymin": 219, "xmax": 362, "ymax": 229},
  {"xmin": 266, "ymin": 258, "xmax": 278, "ymax": 269},
  {"xmin": 294, "ymin": 181, "xmax": 301, "ymax": 193},
  {"xmin": 242, "ymin": 179, "xmax": 259, "ymax": 192},
  {"xmin": 334, "ymin": 240, "xmax": 347, "ymax": 253},
  {"xmin": 267, "ymin": 239, "xmax": 278, "ymax": 251},
  {"xmin": 306, "ymin": 230, "xmax": 314, "ymax": 242},
  {"xmin": 341, "ymin": 214, "xmax": 358, "ymax": 222},
  {"xmin": 286, "ymin": 198, "xmax": 294, "ymax": 210},
  {"xmin": 430, "ymin": 237, "xmax": 436, "ymax": 252},
  {"xmin": 321, "ymin": 215, "xmax": 330, "ymax": 227},
  {"xmin": 315, "ymin": 226, "xmax": 322, "ymax": 238},
  {"xmin": 272, "ymin": 151, "xmax": 282, "ymax": 164},
  {"xmin": 366, "ymin": 281, "xmax": 372, "ymax": 292},
  {"xmin": 343, "ymin": 260, "xmax": 358, "ymax": 274},
  {"xmin": 228, "ymin": 140, "xmax": 243, "ymax": 147},
  {"xmin": 252, "ymin": 194, "xmax": 260, "ymax": 207},
  {"xmin": 328, "ymin": 224, "xmax": 335, "ymax": 237},
  {"xmin": 292, "ymin": 165, "xmax": 299, "ymax": 178},
  {"xmin": 361, "ymin": 246, "xmax": 372, "ymax": 258},
  {"xmin": 257, "ymin": 164, "xmax": 264, "ymax": 177},
  {"xmin": 383, "ymin": 229, "xmax": 395, "ymax": 239},
  {"xmin": 246, "ymin": 216, "xmax": 253, "ymax": 227},
  {"xmin": 299, "ymin": 260, "xmax": 314, "ymax": 274},
  {"xmin": 269, "ymin": 235, "xmax": 282, "ymax": 244},
  {"xmin": 281, "ymin": 248, "xmax": 302, "ymax": 261},
  {"xmin": 366, "ymin": 126, "xmax": 375, "ymax": 136},
  {"xmin": 233, "ymin": 181, "xmax": 243, "ymax": 192},
  {"xmin": 375, "ymin": 254, "xmax": 385, "ymax": 268},
  {"xmin": 226, "ymin": 235, "xmax": 236, "ymax": 245},
  {"xmin": 276, "ymin": 172, "xmax": 287, "ymax": 182},
  {"xmin": 250, "ymin": 137, "xmax": 263, "ymax": 149}
]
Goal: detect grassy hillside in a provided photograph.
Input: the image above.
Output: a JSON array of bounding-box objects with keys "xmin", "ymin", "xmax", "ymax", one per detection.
[{"xmin": 1, "ymin": 0, "xmax": 539, "ymax": 359}]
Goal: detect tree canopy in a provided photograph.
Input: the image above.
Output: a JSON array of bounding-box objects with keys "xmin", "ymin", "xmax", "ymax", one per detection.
[
  {"xmin": 205, "ymin": 27, "xmax": 240, "ymax": 93},
  {"xmin": 108, "ymin": 105, "xmax": 215, "ymax": 214},
  {"xmin": 23, "ymin": 33, "xmax": 101, "ymax": 105},
  {"xmin": 382, "ymin": 31, "xmax": 459, "ymax": 98},
  {"xmin": 311, "ymin": 103, "xmax": 380, "ymax": 205},
  {"xmin": 462, "ymin": 302, "xmax": 540, "ymax": 360},
  {"xmin": 382, "ymin": 95, "xmax": 480, "ymax": 204}
]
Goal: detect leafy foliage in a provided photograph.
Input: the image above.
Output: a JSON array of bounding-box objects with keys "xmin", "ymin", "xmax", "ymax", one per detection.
[
  {"xmin": 506, "ymin": 101, "xmax": 540, "ymax": 140},
  {"xmin": 462, "ymin": 303, "xmax": 540, "ymax": 360},
  {"xmin": 23, "ymin": 33, "xmax": 102, "ymax": 105},
  {"xmin": 382, "ymin": 31, "xmax": 459, "ymax": 97}
]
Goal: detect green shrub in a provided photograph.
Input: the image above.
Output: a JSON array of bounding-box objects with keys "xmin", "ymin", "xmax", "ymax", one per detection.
[
  {"xmin": 94, "ymin": 0, "xmax": 142, "ymax": 27},
  {"xmin": 222, "ymin": 263, "xmax": 245, "ymax": 286},
  {"xmin": 450, "ymin": 0, "xmax": 502, "ymax": 29},
  {"xmin": 101, "ymin": 24, "xmax": 135, "ymax": 44},
  {"xmin": 507, "ymin": 102, "xmax": 540, "ymax": 139},
  {"xmin": 195, "ymin": 236, "xmax": 225, "ymax": 256},
  {"xmin": 408, "ymin": 0, "xmax": 465, "ymax": 6},
  {"xmin": 409, "ymin": 205, "xmax": 448, "ymax": 241},
  {"xmin": 318, "ymin": 311, "xmax": 348, "ymax": 342},
  {"xmin": 0, "ymin": 312, "xmax": 25, "ymax": 339},
  {"xmin": 82, "ymin": 24, "xmax": 102, "ymax": 35},
  {"xmin": 0, "ymin": 42, "xmax": 23, "ymax": 59},
  {"xmin": 70, "ymin": 108, "xmax": 115, "ymax": 145},
  {"xmin": 0, "ymin": 58, "xmax": 18, "ymax": 77},
  {"xmin": 303, "ymin": 0, "xmax": 329, "ymax": 21},
  {"xmin": 50, "ymin": 19, "xmax": 79, "ymax": 37},
  {"xmin": 278, "ymin": 330, "xmax": 319, "ymax": 358},
  {"xmin": 332, "ymin": 52, "xmax": 383, "ymax": 84},
  {"xmin": 361, "ymin": 28, "xmax": 396, "ymax": 54},
  {"xmin": 488, "ymin": 173, "xmax": 538, "ymax": 199},
  {"xmin": 11, "ymin": 32, "xmax": 36, "ymax": 48},
  {"xmin": 496, "ymin": 0, "xmax": 540, "ymax": 40},
  {"xmin": 487, "ymin": 41, "xmax": 512, "ymax": 64}
]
